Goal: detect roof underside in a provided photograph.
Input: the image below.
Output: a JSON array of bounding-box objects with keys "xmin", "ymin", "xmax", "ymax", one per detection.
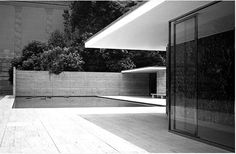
[
  {"xmin": 85, "ymin": 0, "xmax": 210, "ymax": 51},
  {"xmin": 121, "ymin": 66, "xmax": 166, "ymax": 74}
]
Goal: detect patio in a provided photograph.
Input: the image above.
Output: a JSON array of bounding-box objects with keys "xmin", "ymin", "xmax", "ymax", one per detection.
[{"xmin": 0, "ymin": 96, "xmax": 228, "ymax": 153}]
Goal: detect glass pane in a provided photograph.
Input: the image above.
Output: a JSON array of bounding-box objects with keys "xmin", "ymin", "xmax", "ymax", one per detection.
[
  {"xmin": 170, "ymin": 22, "xmax": 175, "ymax": 130},
  {"xmin": 169, "ymin": 1, "xmax": 235, "ymax": 150},
  {"xmin": 174, "ymin": 17, "xmax": 197, "ymax": 134},
  {"xmin": 197, "ymin": 1, "xmax": 235, "ymax": 149}
]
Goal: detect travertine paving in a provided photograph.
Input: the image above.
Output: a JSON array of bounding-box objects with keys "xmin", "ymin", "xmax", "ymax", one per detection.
[
  {"xmin": 0, "ymin": 96, "xmax": 229, "ymax": 153},
  {"xmin": 0, "ymin": 96, "xmax": 151, "ymax": 154},
  {"xmin": 83, "ymin": 114, "xmax": 229, "ymax": 153}
]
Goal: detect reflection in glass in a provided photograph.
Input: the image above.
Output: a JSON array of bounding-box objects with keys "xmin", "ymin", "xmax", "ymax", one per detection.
[
  {"xmin": 169, "ymin": 1, "xmax": 235, "ymax": 150},
  {"xmin": 174, "ymin": 17, "xmax": 197, "ymax": 135},
  {"xmin": 197, "ymin": 1, "xmax": 235, "ymax": 148}
]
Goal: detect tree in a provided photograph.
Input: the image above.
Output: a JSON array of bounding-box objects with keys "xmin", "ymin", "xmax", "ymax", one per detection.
[
  {"xmin": 103, "ymin": 49, "xmax": 136, "ymax": 71},
  {"xmin": 67, "ymin": 1, "xmax": 142, "ymax": 40},
  {"xmin": 79, "ymin": 48, "xmax": 107, "ymax": 72},
  {"xmin": 48, "ymin": 30, "xmax": 66, "ymax": 48},
  {"xmin": 41, "ymin": 47, "xmax": 84, "ymax": 74},
  {"xmin": 9, "ymin": 41, "xmax": 48, "ymax": 83},
  {"xmin": 130, "ymin": 50, "xmax": 166, "ymax": 68},
  {"xmin": 63, "ymin": 1, "xmax": 144, "ymax": 72},
  {"xmin": 9, "ymin": 41, "xmax": 84, "ymax": 83}
]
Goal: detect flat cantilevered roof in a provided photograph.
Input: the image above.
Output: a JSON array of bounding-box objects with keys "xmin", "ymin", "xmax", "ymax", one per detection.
[
  {"xmin": 85, "ymin": 0, "xmax": 210, "ymax": 51},
  {"xmin": 121, "ymin": 66, "xmax": 166, "ymax": 74}
]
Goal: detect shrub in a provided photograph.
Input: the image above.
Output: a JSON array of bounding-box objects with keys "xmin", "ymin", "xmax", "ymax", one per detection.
[
  {"xmin": 41, "ymin": 47, "xmax": 84, "ymax": 74},
  {"xmin": 9, "ymin": 41, "xmax": 84, "ymax": 83},
  {"xmin": 62, "ymin": 47, "xmax": 84, "ymax": 71},
  {"xmin": 21, "ymin": 41, "xmax": 48, "ymax": 70},
  {"xmin": 22, "ymin": 41, "xmax": 48, "ymax": 59},
  {"xmin": 106, "ymin": 57, "xmax": 136, "ymax": 72},
  {"xmin": 48, "ymin": 30, "xmax": 66, "ymax": 48},
  {"xmin": 40, "ymin": 47, "xmax": 64, "ymax": 74},
  {"xmin": 9, "ymin": 41, "xmax": 48, "ymax": 83}
]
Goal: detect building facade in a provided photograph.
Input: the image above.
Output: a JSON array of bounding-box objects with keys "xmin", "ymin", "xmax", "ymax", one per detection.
[
  {"xmin": 0, "ymin": 1, "xmax": 68, "ymax": 94},
  {"xmin": 85, "ymin": 0, "xmax": 235, "ymax": 151},
  {"xmin": 168, "ymin": 1, "xmax": 234, "ymax": 150}
]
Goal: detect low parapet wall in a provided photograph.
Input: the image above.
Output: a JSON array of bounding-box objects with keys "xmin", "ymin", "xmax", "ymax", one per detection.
[{"xmin": 15, "ymin": 70, "xmax": 149, "ymax": 96}]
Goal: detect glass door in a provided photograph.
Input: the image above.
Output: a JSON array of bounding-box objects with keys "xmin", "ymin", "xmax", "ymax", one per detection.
[
  {"xmin": 169, "ymin": 1, "xmax": 235, "ymax": 150},
  {"xmin": 173, "ymin": 16, "xmax": 197, "ymax": 135}
]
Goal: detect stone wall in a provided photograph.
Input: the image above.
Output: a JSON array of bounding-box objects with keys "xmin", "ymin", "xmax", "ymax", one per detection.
[
  {"xmin": 156, "ymin": 70, "xmax": 166, "ymax": 95},
  {"xmin": 15, "ymin": 70, "xmax": 150, "ymax": 97},
  {"xmin": 0, "ymin": 2, "xmax": 68, "ymax": 94}
]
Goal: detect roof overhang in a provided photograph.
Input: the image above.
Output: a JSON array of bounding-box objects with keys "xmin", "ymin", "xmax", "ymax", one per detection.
[
  {"xmin": 121, "ymin": 66, "xmax": 166, "ymax": 74},
  {"xmin": 85, "ymin": 0, "xmax": 211, "ymax": 51}
]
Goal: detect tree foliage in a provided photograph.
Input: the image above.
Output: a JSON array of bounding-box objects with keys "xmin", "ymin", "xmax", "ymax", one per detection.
[
  {"xmin": 48, "ymin": 30, "xmax": 66, "ymax": 48},
  {"xmin": 63, "ymin": 1, "xmax": 166, "ymax": 72},
  {"xmin": 9, "ymin": 41, "xmax": 84, "ymax": 83},
  {"xmin": 103, "ymin": 49, "xmax": 136, "ymax": 71},
  {"xmin": 41, "ymin": 47, "xmax": 84, "ymax": 74},
  {"xmin": 14, "ymin": 41, "xmax": 48, "ymax": 71},
  {"xmin": 9, "ymin": 1, "xmax": 166, "ymax": 83},
  {"xmin": 64, "ymin": 1, "xmax": 141, "ymax": 44},
  {"xmin": 130, "ymin": 50, "xmax": 166, "ymax": 68}
]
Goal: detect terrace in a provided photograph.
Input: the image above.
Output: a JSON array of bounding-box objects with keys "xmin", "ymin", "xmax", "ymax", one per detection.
[{"xmin": 0, "ymin": 96, "xmax": 227, "ymax": 153}]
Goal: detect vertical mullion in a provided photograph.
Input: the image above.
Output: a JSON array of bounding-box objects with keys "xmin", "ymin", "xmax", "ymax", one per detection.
[
  {"xmin": 168, "ymin": 21, "xmax": 171, "ymax": 131},
  {"xmin": 194, "ymin": 15, "xmax": 198, "ymax": 137},
  {"xmin": 173, "ymin": 22, "xmax": 176, "ymax": 130}
]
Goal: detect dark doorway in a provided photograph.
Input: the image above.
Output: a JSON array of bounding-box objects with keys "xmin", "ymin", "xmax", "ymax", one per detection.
[{"xmin": 149, "ymin": 73, "xmax": 156, "ymax": 95}]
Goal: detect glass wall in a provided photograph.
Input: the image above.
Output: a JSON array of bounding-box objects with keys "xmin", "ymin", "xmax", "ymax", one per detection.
[{"xmin": 169, "ymin": 1, "xmax": 235, "ymax": 150}]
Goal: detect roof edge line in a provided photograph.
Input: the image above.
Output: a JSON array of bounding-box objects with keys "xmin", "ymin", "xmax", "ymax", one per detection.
[{"xmin": 85, "ymin": 0, "xmax": 166, "ymax": 47}]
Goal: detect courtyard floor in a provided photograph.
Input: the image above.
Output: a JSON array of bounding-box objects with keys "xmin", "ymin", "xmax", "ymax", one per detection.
[{"xmin": 0, "ymin": 96, "xmax": 229, "ymax": 153}]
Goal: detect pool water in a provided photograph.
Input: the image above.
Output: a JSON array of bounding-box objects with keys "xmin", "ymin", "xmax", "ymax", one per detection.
[{"xmin": 13, "ymin": 97, "xmax": 153, "ymax": 108}]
